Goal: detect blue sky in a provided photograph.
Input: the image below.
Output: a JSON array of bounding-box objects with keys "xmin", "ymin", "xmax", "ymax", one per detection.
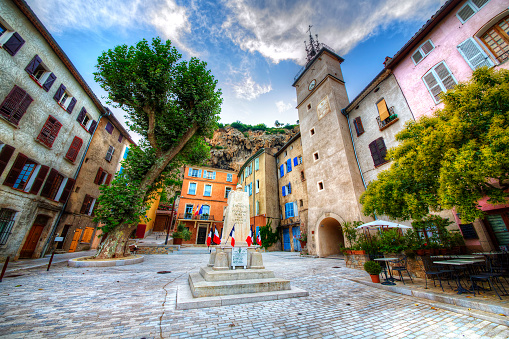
[{"xmin": 26, "ymin": 0, "xmax": 447, "ymax": 141}]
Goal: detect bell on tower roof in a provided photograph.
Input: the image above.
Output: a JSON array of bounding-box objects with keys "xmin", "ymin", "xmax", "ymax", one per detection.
[{"xmin": 304, "ymin": 25, "xmax": 335, "ymax": 64}]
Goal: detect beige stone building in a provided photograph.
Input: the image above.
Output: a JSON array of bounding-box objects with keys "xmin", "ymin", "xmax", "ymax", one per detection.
[
  {"xmin": 292, "ymin": 38, "xmax": 370, "ymax": 257},
  {"xmin": 238, "ymin": 148, "xmax": 279, "ymax": 248},
  {"xmin": 275, "ymin": 132, "xmax": 308, "ymax": 252},
  {"xmin": 0, "ymin": 0, "xmax": 109, "ymax": 260}
]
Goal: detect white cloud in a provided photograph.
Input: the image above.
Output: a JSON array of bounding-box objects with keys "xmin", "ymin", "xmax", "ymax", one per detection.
[
  {"xmin": 275, "ymin": 100, "xmax": 293, "ymax": 113},
  {"xmin": 233, "ymin": 76, "xmax": 272, "ymax": 101},
  {"xmin": 221, "ymin": 0, "xmax": 446, "ymax": 65}
]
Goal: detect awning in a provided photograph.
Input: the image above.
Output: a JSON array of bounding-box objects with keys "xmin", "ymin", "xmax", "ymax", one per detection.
[{"xmin": 356, "ymin": 220, "xmax": 411, "ymax": 229}]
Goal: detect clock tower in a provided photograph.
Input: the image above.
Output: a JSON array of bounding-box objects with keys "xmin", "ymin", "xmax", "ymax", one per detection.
[{"xmin": 292, "ymin": 29, "xmax": 367, "ymax": 257}]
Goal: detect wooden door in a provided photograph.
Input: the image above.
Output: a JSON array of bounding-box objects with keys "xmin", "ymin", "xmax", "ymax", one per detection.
[
  {"xmin": 153, "ymin": 215, "xmax": 168, "ymax": 232},
  {"xmin": 283, "ymin": 227, "xmax": 291, "ymax": 251},
  {"xmin": 20, "ymin": 225, "xmax": 44, "ymax": 258},
  {"xmin": 197, "ymin": 226, "xmax": 207, "ymax": 244},
  {"xmin": 68, "ymin": 229, "xmax": 82, "ymax": 252}
]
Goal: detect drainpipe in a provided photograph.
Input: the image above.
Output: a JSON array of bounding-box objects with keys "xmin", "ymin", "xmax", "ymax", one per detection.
[{"xmin": 41, "ymin": 108, "xmax": 111, "ymax": 257}]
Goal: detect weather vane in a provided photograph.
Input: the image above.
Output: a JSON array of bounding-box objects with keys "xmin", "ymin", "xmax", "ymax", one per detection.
[{"xmin": 304, "ymin": 25, "xmax": 321, "ymax": 63}]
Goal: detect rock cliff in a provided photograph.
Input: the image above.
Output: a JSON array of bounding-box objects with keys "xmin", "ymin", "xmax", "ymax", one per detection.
[{"xmin": 207, "ymin": 126, "xmax": 298, "ymax": 171}]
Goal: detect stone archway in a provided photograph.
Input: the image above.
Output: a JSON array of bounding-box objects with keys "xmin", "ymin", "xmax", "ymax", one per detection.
[{"xmin": 316, "ymin": 216, "xmax": 345, "ymax": 257}]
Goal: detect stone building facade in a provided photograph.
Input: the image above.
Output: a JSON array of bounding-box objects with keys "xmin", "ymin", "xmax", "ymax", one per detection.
[
  {"xmin": 53, "ymin": 113, "xmax": 134, "ymax": 253},
  {"xmin": 0, "ymin": 0, "xmax": 106, "ymax": 260},
  {"xmin": 275, "ymin": 133, "xmax": 308, "ymax": 252},
  {"xmin": 176, "ymin": 165, "xmax": 237, "ymax": 245},
  {"xmin": 238, "ymin": 148, "xmax": 280, "ymax": 249}
]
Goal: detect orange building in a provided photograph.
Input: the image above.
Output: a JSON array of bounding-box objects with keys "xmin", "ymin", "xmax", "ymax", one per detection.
[{"xmin": 176, "ymin": 166, "xmax": 237, "ymax": 245}]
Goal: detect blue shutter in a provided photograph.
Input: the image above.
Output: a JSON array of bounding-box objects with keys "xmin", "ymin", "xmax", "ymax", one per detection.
[
  {"xmin": 198, "ymin": 169, "xmax": 202, "ymax": 177},
  {"xmin": 284, "ymin": 203, "xmax": 288, "ymax": 219},
  {"xmin": 188, "ymin": 167, "xmax": 192, "ymax": 176},
  {"xmin": 282, "ymin": 186, "xmax": 286, "ymax": 196},
  {"xmin": 255, "ymin": 158, "xmax": 259, "ymax": 170},
  {"xmin": 293, "ymin": 157, "xmax": 298, "ymax": 166},
  {"xmin": 202, "ymin": 170, "xmax": 207, "ymax": 178},
  {"xmin": 294, "ymin": 201, "xmax": 299, "ymax": 216},
  {"xmin": 212, "ymin": 172, "xmax": 216, "ymax": 179},
  {"xmin": 288, "ymin": 182, "xmax": 292, "ymax": 194},
  {"xmin": 280, "ymin": 165, "xmax": 284, "ymax": 178},
  {"xmin": 287, "ymin": 159, "xmax": 292, "ymax": 172}
]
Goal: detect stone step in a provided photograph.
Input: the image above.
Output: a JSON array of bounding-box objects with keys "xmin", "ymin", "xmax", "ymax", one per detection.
[
  {"xmin": 199, "ymin": 266, "xmax": 275, "ymax": 282},
  {"xmin": 189, "ymin": 272, "xmax": 291, "ymax": 298}
]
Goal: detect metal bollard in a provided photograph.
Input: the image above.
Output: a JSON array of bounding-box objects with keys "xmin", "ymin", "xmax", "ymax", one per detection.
[
  {"xmin": 0, "ymin": 256, "xmax": 10, "ymax": 282},
  {"xmin": 47, "ymin": 251, "xmax": 55, "ymax": 271}
]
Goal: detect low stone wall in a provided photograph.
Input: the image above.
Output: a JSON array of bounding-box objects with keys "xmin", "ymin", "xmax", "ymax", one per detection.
[
  {"xmin": 136, "ymin": 245, "xmax": 179, "ymax": 255},
  {"xmin": 345, "ymin": 254, "xmax": 426, "ymax": 279}
]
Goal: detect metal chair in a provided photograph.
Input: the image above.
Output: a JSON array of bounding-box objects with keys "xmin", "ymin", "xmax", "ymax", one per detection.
[
  {"xmin": 421, "ymin": 256, "xmax": 453, "ymax": 291},
  {"xmin": 391, "ymin": 255, "xmax": 413, "ymax": 284}
]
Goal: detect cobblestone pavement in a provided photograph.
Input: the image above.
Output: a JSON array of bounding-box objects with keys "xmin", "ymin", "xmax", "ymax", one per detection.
[{"xmin": 0, "ymin": 251, "xmax": 508, "ymax": 338}]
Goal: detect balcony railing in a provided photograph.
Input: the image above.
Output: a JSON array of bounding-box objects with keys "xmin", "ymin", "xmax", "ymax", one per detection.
[
  {"xmin": 178, "ymin": 213, "xmax": 215, "ymax": 221},
  {"xmin": 376, "ymin": 107, "xmax": 398, "ymax": 130}
]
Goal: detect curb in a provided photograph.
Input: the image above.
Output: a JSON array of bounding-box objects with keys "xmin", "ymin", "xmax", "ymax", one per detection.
[{"xmin": 68, "ymin": 255, "xmax": 144, "ymax": 267}]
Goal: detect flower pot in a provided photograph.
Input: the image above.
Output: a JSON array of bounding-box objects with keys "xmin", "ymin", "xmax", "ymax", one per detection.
[
  {"xmin": 299, "ymin": 241, "xmax": 307, "ymax": 249},
  {"xmin": 370, "ymin": 274, "xmax": 380, "ymax": 283},
  {"xmin": 416, "ymin": 249, "xmax": 425, "ymax": 256},
  {"xmin": 424, "ymin": 249, "xmax": 432, "ymax": 255},
  {"xmin": 173, "ymin": 238, "xmax": 183, "ymax": 245},
  {"xmin": 439, "ymin": 249, "xmax": 447, "ymax": 255},
  {"xmin": 352, "ymin": 250, "xmax": 366, "ymax": 255}
]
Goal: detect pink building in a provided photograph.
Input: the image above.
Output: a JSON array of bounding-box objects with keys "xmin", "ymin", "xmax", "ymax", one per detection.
[{"xmin": 385, "ymin": 0, "xmax": 509, "ymax": 251}]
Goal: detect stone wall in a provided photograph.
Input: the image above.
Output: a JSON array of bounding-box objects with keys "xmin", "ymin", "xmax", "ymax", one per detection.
[{"xmin": 135, "ymin": 245, "xmax": 177, "ymax": 255}]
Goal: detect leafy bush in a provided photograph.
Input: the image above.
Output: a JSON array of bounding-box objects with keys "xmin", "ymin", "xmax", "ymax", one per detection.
[
  {"xmin": 364, "ymin": 261, "xmax": 382, "ymax": 275},
  {"xmin": 259, "ymin": 219, "xmax": 280, "ymax": 249},
  {"xmin": 172, "ymin": 223, "xmax": 192, "ymax": 241}
]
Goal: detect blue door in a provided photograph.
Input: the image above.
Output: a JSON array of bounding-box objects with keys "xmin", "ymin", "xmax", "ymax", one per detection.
[
  {"xmin": 292, "ymin": 226, "xmax": 301, "ymax": 252},
  {"xmin": 283, "ymin": 228, "xmax": 291, "ymax": 251}
]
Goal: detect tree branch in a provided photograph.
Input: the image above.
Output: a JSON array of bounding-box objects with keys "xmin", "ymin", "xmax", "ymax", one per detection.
[{"xmin": 144, "ymin": 106, "xmax": 160, "ymax": 156}]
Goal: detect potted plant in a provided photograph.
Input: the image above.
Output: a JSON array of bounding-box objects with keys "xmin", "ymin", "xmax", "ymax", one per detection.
[
  {"xmin": 172, "ymin": 223, "xmax": 192, "ymax": 245},
  {"xmin": 364, "ymin": 261, "xmax": 382, "ymax": 283},
  {"xmin": 297, "ymin": 233, "xmax": 307, "ymax": 249}
]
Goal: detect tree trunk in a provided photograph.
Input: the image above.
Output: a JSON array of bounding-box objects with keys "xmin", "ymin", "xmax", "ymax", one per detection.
[{"xmin": 95, "ymin": 223, "xmax": 138, "ymax": 259}]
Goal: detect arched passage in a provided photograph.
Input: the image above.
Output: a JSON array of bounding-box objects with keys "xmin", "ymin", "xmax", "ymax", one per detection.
[{"xmin": 317, "ymin": 217, "xmax": 344, "ymax": 257}]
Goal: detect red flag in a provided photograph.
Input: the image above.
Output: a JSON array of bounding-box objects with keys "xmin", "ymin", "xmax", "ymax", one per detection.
[
  {"xmin": 206, "ymin": 227, "xmax": 212, "ymax": 246},
  {"xmin": 229, "ymin": 225, "xmax": 235, "ymax": 247},
  {"xmin": 213, "ymin": 226, "xmax": 221, "ymax": 245},
  {"xmin": 256, "ymin": 229, "xmax": 261, "ymax": 246},
  {"xmin": 246, "ymin": 226, "xmax": 253, "ymax": 247}
]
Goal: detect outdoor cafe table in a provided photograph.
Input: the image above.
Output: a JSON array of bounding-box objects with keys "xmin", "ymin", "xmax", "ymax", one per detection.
[
  {"xmin": 431, "ymin": 255, "xmax": 484, "ymax": 259},
  {"xmin": 374, "ymin": 258, "xmax": 399, "ymax": 285},
  {"xmin": 433, "ymin": 259, "xmax": 485, "ymax": 294}
]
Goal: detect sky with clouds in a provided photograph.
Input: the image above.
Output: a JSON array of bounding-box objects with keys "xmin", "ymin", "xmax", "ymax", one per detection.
[{"xmin": 26, "ymin": 0, "xmax": 447, "ymax": 140}]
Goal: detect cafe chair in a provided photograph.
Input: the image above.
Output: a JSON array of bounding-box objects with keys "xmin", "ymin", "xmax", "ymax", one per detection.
[
  {"xmin": 421, "ymin": 256, "xmax": 453, "ymax": 291},
  {"xmin": 391, "ymin": 255, "xmax": 413, "ymax": 284}
]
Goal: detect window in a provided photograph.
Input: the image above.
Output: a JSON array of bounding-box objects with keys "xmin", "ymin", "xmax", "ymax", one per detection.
[
  {"xmin": 0, "ymin": 208, "xmax": 16, "ymax": 245},
  {"xmin": 310, "ymin": 128, "xmax": 315, "ymax": 136},
  {"xmin": 248, "ymin": 182, "xmax": 252, "ymax": 196},
  {"xmin": 118, "ymin": 134, "xmax": 123, "ymax": 143},
  {"xmin": 53, "ymin": 84, "xmax": 76, "ymax": 113},
  {"xmin": 25, "ymin": 55, "xmax": 56, "ymax": 92},
  {"xmin": 0, "ymin": 85, "xmax": 33, "ymax": 125},
  {"xmin": 256, "ymin": 180, "xmax": 260, "ymax": 193},
  {"xmin": 76, "ymin": 107, "xmax": 97, "ymax": 133},
  {"xmin": 369, "ymin": 137, "xmax": 388, "ymax": 167},
  {"xmin": 65, "ymin": 136, "xmax": 83, "ymax": 163},
  {"xmin": 204, "ymin": 184, "xmax": 212, "ymax": 197},
  {"xmin": 225, "ymin": 186, "xmax": 232, "ymax": 198},
  {"xmin": 300, "ymin": 199, "xmax": 303, "ymax": 207},
  {"xmin": 411, "ymin": 40, "xmax": 435, "ymax": 65},
  {"xmin": 256, "ymin": 201, "xmax": 259, "ymax": 215},
  {"xmin": 255, "ymin": 158, "xmax": 259, "ymax": 171},
  {"xmin": 318, "ymin": 181, "xmax": 324, "ymax": 191},
  {"xmin": 203, "ymin": 170, "xmax": 216, "ymax": 179},
  {"xmin": 313, "ymin": 152, "xmax": 319, "ymax": 161},
  {"xmin": 105, "ymin": 146, "xmax": 115, "ymax": 162},
  {"xmin": 285, "ymin": 202, "xmax": 294, "ymax": 219},
  {"xmin": 94, "ymin": 168, "xmax": 111, "ymax": 186},
  {"xmin": 3, "ymin": 153, "xmax": 50, "ymax": 195},
  {"xmin": 353, "ymin": 117, "xmax": 364, "ymax": 136},
  {"xmin": 376, "ymin": 99, "xmax": 390, "ymax": 122},
  {"xmin": 12, "ymin": 158, "xmax": 36, "ymax": 191},
  {"xmin": 37, "ymin": 116, "xmax": 62, "ymax": 148},
  {"xmin": 457, "ymin": 38, "xmax": 494, "ymax": 70},
  {"xmin": 479, "ymin": 16, "xmax": 509, "ymax": 64},
  {"xmin": 422, "ymin": 61, "xmax": 457, "ymax": 104},
  {"xmin": 0, "ymin": 23, "xmax": 25, "ymax": 56},
  {"xmin": 293, "ymin": 157, "xmax": 298, "ymax": 167},
  {"xmin": 0, "ymin": 143, "xmax": 15, "ymax": 177},
  {"xmin": 188, "ymin": 182, "xmax": 197, "ymax": 195},
  {"xmin": 201, "ymin": 205, "xmax": 210, "ymax": 219},
  {"xmin": 40, "ymin": 169, "xmax": 74, "ymax": 202},
  {"xmin": 188, "ymin": 168, "xmax": 201, "ymax": 178},
  {"xmin": 301, "ymin": 171, "xmax": 305, "ymax": 181},
  {"xmin": 284, "ymin": 150, "xmax": 287, "ymax": 157},
  {"xmin": 456, "ymin": 0, "xmax": 490, "ymax": 23},
  {"xmin": 286, "ymin": 159, "xmax": 292, "ymax": 172},
  {"xmin": 105, "ymin": 122, "xmax": 114, "ymax": 134},
  {"xmin": 80, "ymin": 195, "xmax": 96, "ymax": 216},
  {"xmin": 185, "ymin": 204, "xmax": 193, "ymax": 218},
  {"xmin": 81, "ymin": 227, "xmax": 95, "ymax": 243},
  {"xmin": 298, "ymin": 156, "xmax": 302, "ymax": 164},
  {"xmin": 279, "ymin": 164, "xmax": 284, "ymax": 178},
  {"xmin": 226, "ymin": 173, "xmax": 233, "ymax": 182},
  {"xmin": 286, "ymin": 182, "xmax": 292, "ymax": 194}
]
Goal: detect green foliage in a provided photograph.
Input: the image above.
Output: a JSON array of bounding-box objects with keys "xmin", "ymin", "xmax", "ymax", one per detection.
[
  {"xmin": 225, "ymin": 120, "xmax": 294, "ymax": 135},
  {"xmin": 212, "ymin": 145, "xmax": 225, "ymax": 149},
  {"xmin": 172, "ymin": 223, "xmax": 192, "ymax": 240},
  {"xmin": 363, "ymin": 261, "xmax": 382, "ymax": 275},
  {"xmin": 378, "ymin": 229, "xmax": 406, "ymax": 253},
  {"xmin": 342, "ymin": 221, "xmax": 362, "ymax": 248},
  {"xmin": 259, "ymin": 219, "xmax": 280, "ymax": 249},
  {"xmin": 360, "ymin": 67, "xmax": 509, "ymax": 222}
]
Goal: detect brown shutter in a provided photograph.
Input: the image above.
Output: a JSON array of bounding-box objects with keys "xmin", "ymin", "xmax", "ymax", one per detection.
[
  {"xmin": 376, "ymin": 137, "xmax": 387, "ymax": 163},
  {"xmin": 76, "ymin": 107, "xmax": 86, "ymax": 123},
  {"xmin": 37, "ymin": 116, "xmax": 62, "ymax": 148},
  {"xmin": 65, "ymin": 136, "xmax": 83, "ymax": 162},
  {"xmin": 66, "ymin": 97, "xmax": 77, "ymax": 114},
  {"xmin": 88, "ymin": 120, "xmax": 97, "ymax": 133},
  {"xmin": 3, "ymin": 32, "xmax": 25, "ymax": 56},
  {"xmin": 53, "ymin": 83, "xmax": 66, "ymax": 102},
  {"xmin": 94, "ymin": 167, "xmax": 104, "ymax": 184},
  {"xmin": 25, "ymin": 55, "xmax": 42, "ymax": 75},
  {"xmin": 40, "ymin": 168, "xmax": 58, "ymax": 198},
  {"xmin": 377, "ymin": 99, "xmax": 390, "ymax": 121},
  {"xmin": 29, "ymin": 165, "xmax": 49, "ymax": 195},
  {"xmin": 42, "ymin": 73, "xmax": 56, "ymax": 92},
  {"xmin": 354, "ymin": 117, "xmax": 364, "ymax": 136},
  {"xmin": 3, "ymin": 153, "xmax": 27, "ymax": 187},
  {"xmin": 369, "ymin": 140, "xmax": 381, "ymax": 167},
  {"xmin": 0, "ymin": 144, "xmax": 15, "ymax": 176},
  {"xmin": 0, "ymin": 85, "xmax": 33, "ymax": 125},
  {"xmin": 105, "ymin": 173, "xmax": 112, "ymax": 186},
  {"xmin": 58, "ymin": 178, "xmax": 75, "ymax": 203},
  {"xmin": 80, "ymin": 194, "xmax": 91, "ymax": 214}
]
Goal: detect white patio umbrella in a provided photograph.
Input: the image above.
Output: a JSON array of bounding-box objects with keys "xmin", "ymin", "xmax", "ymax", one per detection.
[{"xmin": 356, "ymin": 220, "xmax": 411, "ymax": 229}]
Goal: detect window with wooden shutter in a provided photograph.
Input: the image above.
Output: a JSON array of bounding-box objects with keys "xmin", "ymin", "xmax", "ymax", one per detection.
[
  {"xmin": 80, "ymin": 194, "xmax": 93, "ymax": 214},
  {"xmin": 353, "ymin": 117, "xmax": 364, "ymax": 136},
  {"xmin": 456, "ymin": 0, "xmax": 490, "ymax": 23},
  {"xmin": 37, "ymin": 115, "xmax": 62, "ymax": 148},
  {"xmin": 369, "ymin": 137, "xmax": 388, "ymax": 167},
  {"xmin": 458, "ymin": 38, "xmax": 494, "ymax": 70},
  {"xmin": 105, "ymin": 146, "xmax": 115, "ymax": 162},
  {"xmin": 286, "ymin": 159, "xmax": 292, "ymax": 172},
  {"xmin": 0, "ymin": 144, "xmax": 15, "ymax": 177},
  {"xmin": 65, "ymin": 136, "xmax": 83, "ymax": 163},
  {"xmin": 25, "ymin": 55, "xmax": 54, "ymax": 87},
  {"xmin": 118, "ymin": 133, "xmax": 123, "ymax": 143},
  {"xmin": 0, "ymin": 85, "xmax": 33, "ymax": 125},
  {"xmin": 28, "ymin": 165, "xmax": 48, "ymax": 195},
  {"xmin": 480, "ymin": 15, "xmax": 509, "ymax": 64},
  {"xmin": 81, "ymin": 227, "xmax": 95, "ymax": 243},
  {"xmin": 3, "ymin": 153, "xmax": 27, "ymax": 187},
  {"xmin": 3, "ymin": 32, "xmax": 25, "ymax": 56},
  {"xmin": 12, "ymin": 159, "xmax": 37, "ymax": 191},
  {"xmin": 411, "ymin": 39, "xmax": 435, "ymax": 65},
  {"xmin": 104, "ymin": 173, "xmax": 112, "ymax": 186},
  {"xmin": 293, "ymin": 157, "xmax": 298, "ymax": 166},
  {"xmin": 58, "ymin": 178, "xmax": 75, "ymax": 203},
  {"xmin": 105, "ymin": 122, "xmax": 114, "ymax": 134},
  {"xmin": 88, "ymin": 120, "xmax": 97, "ymax": 133},
  {"xmin": 94, "ymin": 168, "xmax": 104, "ymax": 184},
  {"xmin": 42, "ymin": 73, "xmax": 56, "ymax": 92},
  {"xmin": 40, "ymin": 168, "xmax": 63, "ymax": 200},
  {"xmin": 376, "ymin": 99, "xmax": 390, "ymax": 121},
  {"xmin": 422, "ymin": 61, "xmax": 457, "ymax": 104}
]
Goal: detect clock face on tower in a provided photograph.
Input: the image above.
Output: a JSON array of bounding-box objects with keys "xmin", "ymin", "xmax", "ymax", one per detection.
[{"xmin": 308, "ymin": 79, "xmax": 316, "ymax": 91}]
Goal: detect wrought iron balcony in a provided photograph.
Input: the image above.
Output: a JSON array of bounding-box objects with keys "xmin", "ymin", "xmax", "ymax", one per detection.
[
  {"xmin": 376, "ymin": 107, "xmax": 399, "ymax": 130},
  {"xmin": 178, "ymin": 213, "xmax": 215, "ymax": 221}
]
